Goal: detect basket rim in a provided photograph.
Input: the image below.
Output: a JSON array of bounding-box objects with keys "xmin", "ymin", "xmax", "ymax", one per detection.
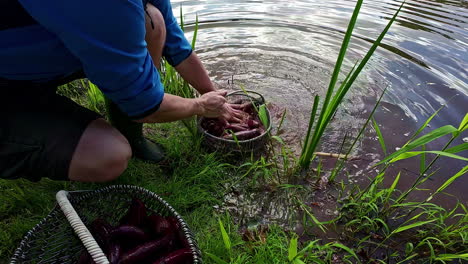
[{"xmin": 10, "ymin": 184, "xmax": 202, "ymax": 264}]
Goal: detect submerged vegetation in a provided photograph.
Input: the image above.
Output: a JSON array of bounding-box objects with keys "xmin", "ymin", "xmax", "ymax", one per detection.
[{"xmin": 1, "ymin": 1, "xmax": 467, "ymax": 264}]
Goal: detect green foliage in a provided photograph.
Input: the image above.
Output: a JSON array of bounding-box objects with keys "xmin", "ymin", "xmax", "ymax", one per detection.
[{"xmin": 299, "ymin": 0, "xmax": 405, "ymax": 169}]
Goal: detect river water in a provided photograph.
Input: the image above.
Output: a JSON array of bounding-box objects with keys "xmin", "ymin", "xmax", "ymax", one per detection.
[{"xmin": 171, "ymin": 0, "xmax": 467, "ymax": 210}]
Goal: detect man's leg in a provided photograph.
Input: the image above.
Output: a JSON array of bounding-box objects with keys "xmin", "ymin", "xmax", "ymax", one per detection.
[
  {"xmin": 68, "ymin": 118, "xmax": 131, "ymax": 182},
  {"xmin": 105, "ymin": 3, "xmax": 167, "ymax": 163},
  {"xmin": 0, "ymin": 92, "xmax": 131, "ymax": 182}
]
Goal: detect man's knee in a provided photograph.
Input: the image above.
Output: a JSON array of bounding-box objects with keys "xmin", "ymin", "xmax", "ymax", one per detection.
[
  {"xmin": 69, "ymin": 119, "xmax": 132, "ymax": 182},
  {"xmin": 94, "ymin": 141, "xmax": 131, "ymax": 182}
]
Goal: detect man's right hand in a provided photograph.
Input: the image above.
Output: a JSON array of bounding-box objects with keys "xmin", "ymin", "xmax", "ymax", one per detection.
[{"xmin": 196, "ymin": 90, "xmax": 244, "ymax": 123}]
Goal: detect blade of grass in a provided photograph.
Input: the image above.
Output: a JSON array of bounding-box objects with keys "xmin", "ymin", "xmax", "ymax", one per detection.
[
  {"xmin": 444, "ymin": 142, "xmax": 468, "ymax": 154},
  {"xmin": 328, "ymin": 243, "xmax": 361, "ymax": 263},
  {"xmin": 179, "ymin": 5, "xmax": 184, "ymax": 31},
  {"xmin": 458, "ymin": 113, "xmax": 468, "ymax": 132},
  {"xmin": 384, "ymin": 172, "xmax": 400, "ymax": 204},
  {"xmin": 427, "ymin": 165, "xmax": 468, "ymax": 201},
  {"xmin": 389, "ymin": 150, "xmax": 468, "ymax": 163},
  {"xmin": 300, "ymin": 96, "xmax": 320, "ymax": 160},
  {"xmin": 218, "ymin": 219, "xmax": 231, "ymax": 251},
  {"xmin": 391, "ymin": 219, "xmax": 437, "ymax": 235},
  {"xmin": 288, "ymin": 236, "xmax": 298, "ymax": 261},
  {"xmin": 277, "ymin": 108, "xmax": 287, "ymax": 134},
  {"xmin": 377, "ymin": 125, "xmax": 458, "ymax": 165},
  {"xmin": 419, "ymin": 144, "xmax": 426, "ymax": 175},
  {"xmin": 372, "ymin": 117, "xmax": 387, "ymax": 155},
  {"xmin": 191, "ymin": 14, "xmax": 199, "ymax": 49}
]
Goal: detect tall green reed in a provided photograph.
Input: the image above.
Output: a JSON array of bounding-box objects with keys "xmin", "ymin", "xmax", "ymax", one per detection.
[{"xmin": 298, "ymin": 0, "xmax": 405, "ymax": 169}]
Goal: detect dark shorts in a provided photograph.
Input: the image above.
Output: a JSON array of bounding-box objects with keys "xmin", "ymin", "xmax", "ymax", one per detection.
[{"xmin": 0, "ymin": 77, "xmax": 101, "ymax": 181}]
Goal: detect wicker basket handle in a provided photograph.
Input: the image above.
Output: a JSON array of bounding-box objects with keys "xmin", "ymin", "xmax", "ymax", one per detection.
[{"xmin": 56, "ymin": 190, "xmax": 110, "ymax": 264}]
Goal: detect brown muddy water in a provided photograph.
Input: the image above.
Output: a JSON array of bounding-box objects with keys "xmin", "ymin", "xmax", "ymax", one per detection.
[{"xmin": 173, "ymin": 0, "xmax": 467, "ymax": 228}]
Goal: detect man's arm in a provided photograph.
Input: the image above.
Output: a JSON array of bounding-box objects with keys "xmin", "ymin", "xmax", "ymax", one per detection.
[
  {"xmin": 136, "ymin": 90, "xmax": 238, "ymax": 123},
  {"xmin": 175, "ymin": 52, "xmax": 216, "ymax": 94}
]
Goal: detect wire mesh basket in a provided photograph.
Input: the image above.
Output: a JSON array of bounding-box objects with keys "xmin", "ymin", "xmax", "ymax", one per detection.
[
  {"xmin": 198, "ymin": 90, "xmax": 271, "ymax": 153},
  {"xmin": 10, "ymin": 185, "xmax": 202, "ymax": 264}
]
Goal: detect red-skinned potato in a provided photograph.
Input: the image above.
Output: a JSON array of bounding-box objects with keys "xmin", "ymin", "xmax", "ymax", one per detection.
[{"xmin": 152, "ymin": 248, "xmax": 193, "ymax": 264}]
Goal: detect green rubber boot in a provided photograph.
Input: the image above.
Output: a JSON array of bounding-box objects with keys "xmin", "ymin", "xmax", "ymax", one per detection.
[{"xmin": 105, "ymin": 99, "xmax": 165, "ymax": 163}]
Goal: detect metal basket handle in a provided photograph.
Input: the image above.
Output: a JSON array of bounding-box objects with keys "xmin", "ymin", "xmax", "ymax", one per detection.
[
  {"xmin": 56, "ymin": 190, "xmax": 109, "ymax": 264},
  {"xmin": 227, "ymin": 90, "xmax": 266, "ymax": 105}
]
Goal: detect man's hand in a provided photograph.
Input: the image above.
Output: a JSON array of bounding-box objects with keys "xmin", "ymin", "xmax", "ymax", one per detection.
[{"xmin": 197, "ymin": 90, "xmax": 244, "ymax": 123}]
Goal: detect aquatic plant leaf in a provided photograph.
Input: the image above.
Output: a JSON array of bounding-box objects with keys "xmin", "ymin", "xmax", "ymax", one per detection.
[
  {"xmin": 300, "ymin": 95, "xmax": 320, "ymax": 161},
  {"xmin": 293, "ymin": 259, "xmax": 306, "ymax": 264},
  {"xmin": 258, "ymin": 104, "xmax": 269, "ymax": 128},
  {"xmin": 391, "ymin": 219, "xmax": 437, "ymax": 235},
  {"xmin": 444, "ymin": 142, "xmax": 468, "ymax": 154},
  {"xmin": 179, "ymin": 4, "xmax": 184, "ymax": 31},
  {"xmin": 277, "ymin": 108, "xmax": 287, "ymax": 133},
  {"xmin": 427, "ymin": 165, "xmax": 468, "ymax": 201},
  {"xmin": 435, "ymin": 253, "xmax": 468, "ymax": 261},
  {"xmin": 389, "ymin": 150, "xmax": 468, "ymax": 163},
  {"xmin": 320, "ymin": 1, "xmax": 405, "ymax": 134},
  {"xmin": 288, "ymin": 236, "xmax": 298, "ymax": 261},
  {"xmin": 191, "ymin": 14, "xmax": 199, "ymax": 49},
  {"xmin": 378, "ymin": 125, "xmax": 458, "ymax": 165},
  {"xmin": 419, "ymin": 144, "xmax": 426, "ymax": 175},
  {"xmin": 372, "ymin": 117, "xmax": 387, "ymax": 155},
  {"xmin": 402, "ymin": 105, "xmax": 444, "ymax": 149},
  {"xmin": 297, "ymin": 239, "xmax": 320, "ymax": 256},
  {"xmin": 328, "ymin": 243, "xmax": 361, "ymax": 263},
  {"xmin": 405, "ymin": 242, "xmax": 414, "ymax": 255},
  {"xmin": 385, "ymin": 172, "xmax": 400, "ymax": 204},
  {"xmin": 458, "ymin": 113, "xmax": 468, "ymax": 132},
  {"xmin": 271, "ymin": 136, "xmax": 284, "ymax": 144},
  {"xmin": 218, "ymin": 219, "xmax": 231, "ymax": 251},
  {"xmin": 299, "ymin": 201, "xmax": 327, "ymax": 232}
]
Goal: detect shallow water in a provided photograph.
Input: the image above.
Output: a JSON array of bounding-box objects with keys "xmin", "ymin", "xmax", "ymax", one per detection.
[{"xmin": 171, "ymin": 0, "xmax": 467, "ymax": 218}]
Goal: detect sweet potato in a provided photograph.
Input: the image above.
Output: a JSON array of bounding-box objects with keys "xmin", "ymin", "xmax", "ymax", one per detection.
[
  {"xmin": 89, "ymin": 218, "xmax": 113, "ymax": 251},
  {"xmin": 77, "ymin": 250, "xmax": 96, "ymax": 264},
  {"xmin": 247, "ymin": 119, "xmax": 260, "ymax": 128},
  {"xmin": 118, "ymin": 233, "xmax": 174, "ymax": 264},
  {"xmin": 108, "ymin": 243, "xmax": 122, "ymax": 264},
  {"xmin": 147, "ymin": 215, "xmax": 171, "ymax": 237},
  {"xmin": 167, "ymin": 217, "xmax": 191, "ymax": 249},
  {"xmin": 120, "ymin": 198, "xmax": 147, "ymax": 227},
  {"xmin": 223, "ymin": 129, "xmax": 260, "ymax": 140},
  {"xmin": 225, "ymin": 123, "xmax": 249, "ymax": 132},
  {"xmin": 152, "ymin": 248, "xmax": 193, "ymax": 264},
  {"xmin": 110, "ymin": 225, "xmax": 148, "ymax": 242}
]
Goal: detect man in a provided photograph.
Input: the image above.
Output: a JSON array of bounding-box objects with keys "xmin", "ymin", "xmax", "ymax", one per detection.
[{"xmin": 0, "ymin": 0, "xmax": 242, "ymax": 182}]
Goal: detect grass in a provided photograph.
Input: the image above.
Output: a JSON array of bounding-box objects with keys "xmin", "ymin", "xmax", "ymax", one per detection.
[{"xmin": 1, "ymin": 3, "xmax": 467, "ymax": 264}]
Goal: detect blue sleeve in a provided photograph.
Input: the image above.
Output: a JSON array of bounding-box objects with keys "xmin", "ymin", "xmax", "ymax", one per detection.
[
  {"xmin": 19, "ymin": 0, "xmax": 164, "ymax": 118},
  {"xmin": 149, "ymin": 0, "xmax": 193, "ymax": 66}
]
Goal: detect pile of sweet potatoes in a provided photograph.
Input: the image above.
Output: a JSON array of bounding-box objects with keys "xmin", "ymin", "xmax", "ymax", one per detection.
[
  {"xmin": 201, "ymin": 100, "xmax": 266, "ymax": 140},
  {"xmin": 78, "ymin": 198, "xmax": 193, "ymax": 264}
]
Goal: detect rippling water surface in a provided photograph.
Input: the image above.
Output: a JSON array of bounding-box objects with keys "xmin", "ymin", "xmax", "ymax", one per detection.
[{"xmin": 171, "ymin": 0, "xmax": 467, "ymax": 204}]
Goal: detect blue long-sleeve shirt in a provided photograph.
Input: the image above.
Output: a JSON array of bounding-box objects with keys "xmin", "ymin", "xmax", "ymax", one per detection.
[{"xmin": 0, "ymin": 0, "xmax": 192, "ymax": 118}]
